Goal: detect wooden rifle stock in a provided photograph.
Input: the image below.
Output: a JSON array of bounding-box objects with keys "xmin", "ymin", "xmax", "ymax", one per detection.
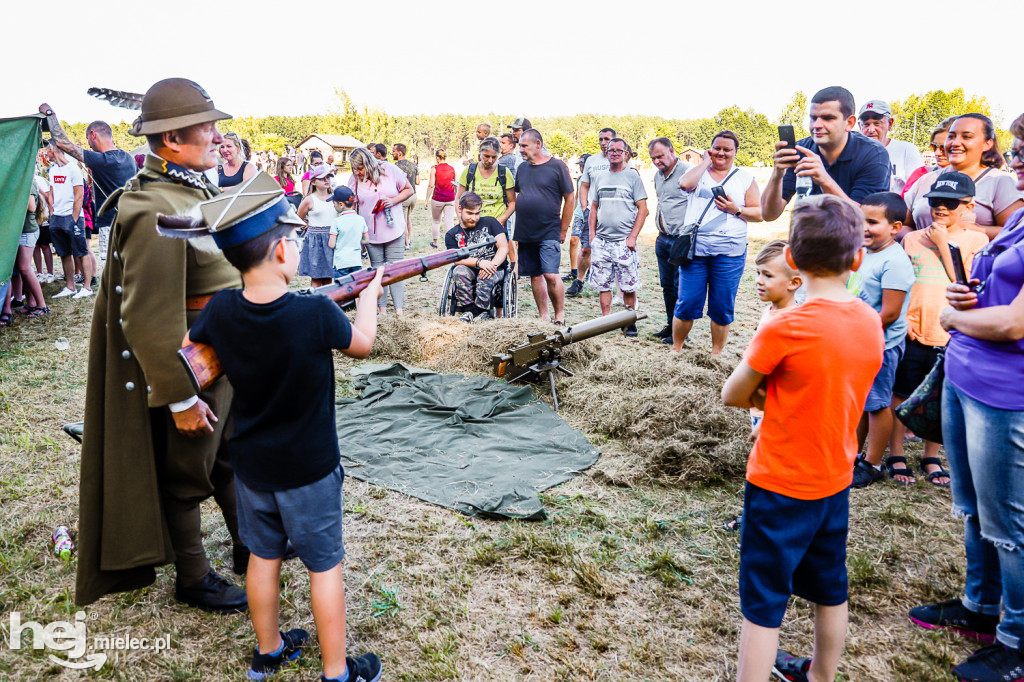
[{"xmin": 178, "ymin": 241, "xmax": 496, "ymax": 392}]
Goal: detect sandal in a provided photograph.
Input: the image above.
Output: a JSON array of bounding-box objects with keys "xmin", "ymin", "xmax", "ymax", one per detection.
[
  {"xmin": 920, "ymin": 457, "xmax": 951, "ymax": 487},
  {"xmin": 724, "ymin": 513, "xmax": 742, "ymax": 533},
  {"xmin": 26, "ymin": 306, "xmax": 50, "ymax": 318},
  {"xmin": 885, "ymin": 456, "xmax": 916, "ymax": 485},
  {"xmin": 0, "ymin": 313, "xmax": 12, "ymax": 327}
]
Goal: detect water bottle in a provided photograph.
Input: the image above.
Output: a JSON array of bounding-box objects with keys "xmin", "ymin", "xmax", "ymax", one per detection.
[
  {"xmin": 52, "ymin": 526, "xmax": 74, "ymax": 560},
  {"xmin": 795, "ymin": 174, "xmax": 813, "ymax": 201},
  {"xmin": 384, "ymin": 206, "xmax": 394, "ymax": 226}
]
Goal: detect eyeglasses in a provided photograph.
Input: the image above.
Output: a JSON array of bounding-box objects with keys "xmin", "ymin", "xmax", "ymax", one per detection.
[
  {"xmin": 1005, "ymin": 147, "xmax": 1024, "ymax": 164},
  {"xmin": 607, "ymin": 149, "xmax": 627, "ymax": 155},
  {"xmin": 928, "ymin": 197, "xmax": 968, "ymax": 210}
]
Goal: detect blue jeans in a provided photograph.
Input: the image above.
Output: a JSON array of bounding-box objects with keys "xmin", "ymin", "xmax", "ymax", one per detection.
[
  {"xmin": 943, "ymin": 377, "xmax": 1024, "ymax": 648},
  {"xmin": 655, "ymin": 234, "xmax": 679, "ymax": 326},
  {"xmin": 673, "ymin": 252, "xmax": 747, "ymax": 326}
]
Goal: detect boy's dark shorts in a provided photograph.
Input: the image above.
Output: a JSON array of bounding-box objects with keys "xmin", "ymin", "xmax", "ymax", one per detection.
[
  {"xmin": 864, "ymin": 340, "xmax": 904, "ymax": 412},
  {"xmin": 739, "ymin": 481, "xmax": 850, "ymax": 628},
  {"xmin": 37, "ymin": 223, "xmax": 52, "ymax": 246},
  {"xmin": 517, "ymin": 240, "xmax": 561, "ymax": 277},
  {"xmin": 49, "ymin": 214, "xmax": 88, "ymax": 258},
  {"xmin": 893, "ymin": 338, "xmax": 941, "ymax": 398},
  {"xmin": 235, "ymin": 465, "xmax": 345, "ymax": 573}
]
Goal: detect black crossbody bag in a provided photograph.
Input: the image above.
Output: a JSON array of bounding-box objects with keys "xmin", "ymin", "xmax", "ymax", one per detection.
[{"xmin": 668, "ymin": 169, "xmax": 739, "ymax": 266}]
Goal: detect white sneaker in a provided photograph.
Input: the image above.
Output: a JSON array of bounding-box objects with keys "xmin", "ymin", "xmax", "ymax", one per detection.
[
  {"xmin": 72, "ymin": 288, "xmax": 94, "ymax": 299},
  {"xmin": 612, "ymin": 295, "xmax": 624, "ymax": 307},
  {"xmin": 458, "ymin": 311, "xmax": 474, "ymax": 323},
  {"xmin": 52, "ymin": 287, "xmax": 77, "ymax": 299}
]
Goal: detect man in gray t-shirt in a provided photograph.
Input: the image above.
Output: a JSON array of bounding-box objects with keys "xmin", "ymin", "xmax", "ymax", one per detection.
[{"xmin": 587, "ymin": 138, "xmax": 648, "ymax": 326}]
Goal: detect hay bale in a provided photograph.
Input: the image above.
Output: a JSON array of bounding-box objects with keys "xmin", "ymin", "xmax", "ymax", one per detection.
[{"xmin": 366, "ymin": 313, "xmax": 750, "ymax": 485}]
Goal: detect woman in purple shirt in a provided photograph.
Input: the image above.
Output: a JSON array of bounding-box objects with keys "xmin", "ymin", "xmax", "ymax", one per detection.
[{"xmin": 908, "ymin": 113, "xmax": 1024, "ymax": 681}]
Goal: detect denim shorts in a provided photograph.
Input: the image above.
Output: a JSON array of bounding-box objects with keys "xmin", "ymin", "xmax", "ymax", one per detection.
[
  {"xmin": 864, "ymin": 340, "xmax": 904, "ymax": 411},
  {"xmin": 673, "ymin": 252, "xmax": 746, "ymax": 325},
  {"xmin": 235, "ymin": 465, "xmax": 345, "ymax": 573},
  {"xmin": 333, "ymin": 265, "xmax": 361, "ymax": 279},
  {"xmin": 570, "ymin": 215, "xmax": 591, "ymax": 249},
  {"xmin": 517, "ymin": 240, "xmax": 561, "ymax": 277},
  {"xmin": 739, "ymin": 481, "xmax": 850, "ymax": 628},
  {"xmin": 49, "ymin": 214, "xmax": 88, "ymax": 258}
]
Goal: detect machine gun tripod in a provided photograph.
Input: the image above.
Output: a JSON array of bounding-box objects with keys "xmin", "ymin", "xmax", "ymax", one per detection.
[{"xmin": 491, "ymin": 309, "xmax": 647, "ymax": 410}]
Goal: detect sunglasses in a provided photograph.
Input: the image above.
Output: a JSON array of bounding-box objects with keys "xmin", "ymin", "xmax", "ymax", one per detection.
[
  {"xmin": 928, "ymin": 197, "xmax": 968, "ymax": 210},
  {"xmin": 1005, "ymin": 147, "xmax": 1024, "ymax": 165}
]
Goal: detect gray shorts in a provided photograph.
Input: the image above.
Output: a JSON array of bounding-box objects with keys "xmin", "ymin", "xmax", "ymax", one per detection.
[
  {"xmin": 235, "ymin": 465, "xmax": 345, "ymax": 573},
  {"xmin": 570, "ymin": 215, "xmax": 591, "ymax": 249}
]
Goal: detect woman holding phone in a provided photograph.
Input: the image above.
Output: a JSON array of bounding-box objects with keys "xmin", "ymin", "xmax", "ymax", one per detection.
[
  {"xmin": 347, "ymin": 148, "xmax": 414, "ymax": 314},
  {"xmin": 906, "ymin": 114, "xmax": 1024, "ymax": 240},
  {"xmin": 673, "ymin": 130, "xmax": 762, "ymax": 355},
  {"xmin": 908, "ymin": 112, "xmax": 1024, "ymax": 681}
]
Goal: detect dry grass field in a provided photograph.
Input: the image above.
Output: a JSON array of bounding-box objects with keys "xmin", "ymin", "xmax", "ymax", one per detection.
[{"xmin": 0, "ymin": 207, "xmax": 977, "ymax": 681}]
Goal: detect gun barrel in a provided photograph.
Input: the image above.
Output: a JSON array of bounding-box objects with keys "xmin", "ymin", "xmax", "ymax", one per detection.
[{"xmin": 557, "ymin": 309, "xmax": 647, "ymax": 344}]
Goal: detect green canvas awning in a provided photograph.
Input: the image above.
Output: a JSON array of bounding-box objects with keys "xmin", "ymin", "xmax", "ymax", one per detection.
[{"xmin": 0, "ymin": 115, "xmax": 43, "ymax": 286}]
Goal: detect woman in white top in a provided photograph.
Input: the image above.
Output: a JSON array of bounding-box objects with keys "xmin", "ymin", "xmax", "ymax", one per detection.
[
  {"xmin": 297, "ymin": 164, "xmax": 338, "ymax": 287},
  {"xmin": 906, "ymin": 114, "xmax": 1024, "ymax": 241},
  {"xmin": 674, "ymin": 130, "xmax": 762, "ymax": 355}
]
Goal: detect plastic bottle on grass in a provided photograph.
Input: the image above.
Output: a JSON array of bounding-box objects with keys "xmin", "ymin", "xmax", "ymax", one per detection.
[{"xmin": 52, "ymin": 526, "xmax": 74, "ymax": 560}]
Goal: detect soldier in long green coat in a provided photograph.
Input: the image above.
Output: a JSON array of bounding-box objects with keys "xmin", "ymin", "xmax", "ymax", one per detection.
[{"xmin": 72, "ymin": 79, "xmax": 248, "ymax": 612}]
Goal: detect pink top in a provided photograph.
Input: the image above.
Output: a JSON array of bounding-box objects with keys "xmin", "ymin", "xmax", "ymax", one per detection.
[
  {"xmin": 346, "ymin": 164, "xmax": 410, "ymax": 244},
  {"xmin": 276, "ymin": 176, "xmax": 295, "ymax": 193}
]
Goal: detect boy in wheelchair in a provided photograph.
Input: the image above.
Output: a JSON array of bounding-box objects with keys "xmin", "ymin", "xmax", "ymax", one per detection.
[{"xmin": 444, "ymin": 192, "xmax": 509, "ymax": 322}]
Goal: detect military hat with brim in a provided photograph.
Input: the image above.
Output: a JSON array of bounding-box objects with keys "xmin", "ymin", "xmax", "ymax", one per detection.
[
  {"xmin": 129, "ymin": 78, "xmax": 232, "ymax": 136},
  {"xmin": 155, "ymin": 172, "xmax": 305, "ymax": 250}
]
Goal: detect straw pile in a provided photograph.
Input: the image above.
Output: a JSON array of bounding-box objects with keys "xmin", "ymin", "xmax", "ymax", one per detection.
[{"xmin": 368, "ymin": 314, "xmax": 751, "ymax": 484}]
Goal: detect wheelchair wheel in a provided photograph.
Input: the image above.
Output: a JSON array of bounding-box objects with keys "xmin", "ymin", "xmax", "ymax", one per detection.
[
  {"xmin": 501, "ymin": 267, "xmax": 518, "ymax": 317},
  {"xmin": 437, "ymin": 266, "xmax": 458, "ymax": 316}
]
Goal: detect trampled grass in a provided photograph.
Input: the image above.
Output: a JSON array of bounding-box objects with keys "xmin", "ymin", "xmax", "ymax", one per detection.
[{"xmin": 0, "ymin": 210, "xmax": 974, "ymax": 680}]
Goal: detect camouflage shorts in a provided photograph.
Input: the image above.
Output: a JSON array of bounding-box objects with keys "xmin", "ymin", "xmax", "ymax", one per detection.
[
  {"xmin": 587, "ymin": 237, "xmax": 641, "ymax": 292},
  {"xmin": 452, "ymin": 264, "xmax": 505, "ymax": 310}
]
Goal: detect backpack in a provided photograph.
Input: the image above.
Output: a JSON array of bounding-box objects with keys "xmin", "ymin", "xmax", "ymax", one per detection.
[{"xmin": 464, "ymin": 163, "xmax": 509, "ymax": 206}]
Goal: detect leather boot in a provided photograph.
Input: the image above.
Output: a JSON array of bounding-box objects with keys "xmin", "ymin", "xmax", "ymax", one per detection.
[{"xmin": 175, "ymin": 570, "xmax": 248, "ymax": 614}]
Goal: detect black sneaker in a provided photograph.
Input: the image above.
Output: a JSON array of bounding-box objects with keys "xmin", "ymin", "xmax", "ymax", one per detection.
[
  {"xmin": 321, "ymin": 653, "xmax": 383, "ymax": 682},
  {"xmin": 652, "ymin": 324, "xmax": 671, "ymax": 338},
  {"xmin": 175, "ymin": 569, "xmax": 247, "ymax": 614},
  {"xmin": 951, "ymin": 643, "xmax": 1024, "ymax": 682},
  {"xmin": 852, "ymin": 456, "xmax": 884, "ymax": 489},
  {"xmin": 772, "ymin": 649, "xmax": 812, "ymax": 681},
  {"xmin": 248, "ymin": 628, "xmax": 309, "ymax": 680},
  {"xmin": 561, "ymin": 272, "xmax": 576, "ymax": 282},
  {"xmin": 909, "ymin": 598, "xmax": 998, "ymax": 643},
  {"xmin": 90, "ymin": 276, "xmax": 98, "ymax": 288},
  {"xmin": 565, "ymin": 279, "xmax": 584, "ymax": 297},
  {"xmin": 662, "ymin": 335, "xmax": 673, "ymax": 345},
  {"xmin": 74, "ymin": 273, "xmax": 84, "ymax": 284},
  {"xmin": 623, "ymin": 324, "xmax": 638, "ymax": 337}
]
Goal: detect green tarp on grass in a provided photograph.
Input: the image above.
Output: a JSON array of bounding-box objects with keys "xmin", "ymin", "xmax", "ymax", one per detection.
[
  {"xmin": 0, "ymin": 115, "xmax": 43, "ymax": 286},
  {"xmin": 335, "ymin": 363, "xmax": 600, "ymax": 520}
]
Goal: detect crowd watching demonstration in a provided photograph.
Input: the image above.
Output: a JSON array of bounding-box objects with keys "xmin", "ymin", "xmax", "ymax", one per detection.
[{"xmin": 6, "ymin": 77, "xmax": 1024, "ymax": 682}]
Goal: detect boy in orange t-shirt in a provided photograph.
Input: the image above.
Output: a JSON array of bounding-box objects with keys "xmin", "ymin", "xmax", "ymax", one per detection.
[{"xmin": 722, "ymin": 195, "xmax": 884, "ymax": 682}]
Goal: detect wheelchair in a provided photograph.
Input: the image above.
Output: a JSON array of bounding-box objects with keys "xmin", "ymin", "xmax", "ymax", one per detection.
[{"xmin": 438, "ymin": 260, "xmax": 518, "ymax": 318}]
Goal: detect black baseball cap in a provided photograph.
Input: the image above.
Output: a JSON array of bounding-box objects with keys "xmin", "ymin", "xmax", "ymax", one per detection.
[
  {"xmin": 578, "ymin": 153, "xmax": 591, "ymax": 167},
  {"xmin": 507, "ymin": 117, "xmax": 531, "ymax": 130},
  {"xmin": 923, "ymin": 172, "xmax": 976, "ymax": 200}
]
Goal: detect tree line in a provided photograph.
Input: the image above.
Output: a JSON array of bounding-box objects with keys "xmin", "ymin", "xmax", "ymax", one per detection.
[{"xmin": 60, "ymin": 89, "xmax": 1006, "ymax": 167}]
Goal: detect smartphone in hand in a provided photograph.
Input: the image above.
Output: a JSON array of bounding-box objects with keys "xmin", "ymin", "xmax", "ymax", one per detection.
[
  {"xmin": 778, "ymin": 125, "xmax": 797, "ymax": 150},
  {"xmin": 948, "ymin": 242, "xmax": 970, "ymax": 285},
  {"xmin": 711, "ymin": 186, "xmax": 728, "ymax": 202}
]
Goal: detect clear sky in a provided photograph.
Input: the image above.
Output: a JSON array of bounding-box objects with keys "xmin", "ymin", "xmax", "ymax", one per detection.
[{"xmin": 6, "ymin": 0, "xmax": 1021, "ymax": 128}]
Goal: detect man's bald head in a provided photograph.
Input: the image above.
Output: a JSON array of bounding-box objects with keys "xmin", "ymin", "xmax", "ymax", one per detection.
[{"xmin": 521, "ymin": 128, "xmax": 543, "ymax": 146}]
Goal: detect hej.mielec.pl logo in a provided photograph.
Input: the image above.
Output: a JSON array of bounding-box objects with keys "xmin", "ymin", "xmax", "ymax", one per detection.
[{"xmin": 6, "ymin": 610, "xmax": 171, "ymax": 670}]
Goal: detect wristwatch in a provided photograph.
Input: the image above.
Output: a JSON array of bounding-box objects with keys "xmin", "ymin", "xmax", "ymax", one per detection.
[{"xmin": 734, "ymin": 209, "xmax": 742, "ymax": 218}]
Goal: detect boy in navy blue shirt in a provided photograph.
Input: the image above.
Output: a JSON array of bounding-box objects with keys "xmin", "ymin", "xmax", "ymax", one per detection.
[{"xmin": 175, "ymin": 174, "xmax": 384, "ymax": 682}]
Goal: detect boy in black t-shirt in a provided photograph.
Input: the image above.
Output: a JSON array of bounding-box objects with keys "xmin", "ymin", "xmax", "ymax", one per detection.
[
  {"xmin": 177, "ymin": 174, "xmax": 385, "ymax": 682},
  {"xmin": 443, "ymin": 192, "xmax": 509, "ymax": 321}
]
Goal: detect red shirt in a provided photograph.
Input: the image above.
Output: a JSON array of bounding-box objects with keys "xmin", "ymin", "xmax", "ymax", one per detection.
[{"xmin": 432, "ymin": 163, "xmax": 455, "ymax": 202}]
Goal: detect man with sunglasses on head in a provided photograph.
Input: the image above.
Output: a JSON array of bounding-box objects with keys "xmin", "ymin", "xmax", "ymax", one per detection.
[
  {"xmin": 72, "ymin": 79, "xmax": 250, "ymax": 615},
  {"xmin": 858, "ymin": 100, "xmax": 924, "ymax": 195}
]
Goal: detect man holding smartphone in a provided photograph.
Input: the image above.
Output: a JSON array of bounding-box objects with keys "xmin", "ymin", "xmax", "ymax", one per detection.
[{"xmin": 762, "ymin": 86, "xmax": 891, "ymax": 222}]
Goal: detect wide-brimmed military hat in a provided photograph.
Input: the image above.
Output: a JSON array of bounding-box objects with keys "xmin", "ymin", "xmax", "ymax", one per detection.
[
  {"xmin": 155, "ymin": 172, "xmax": 305, "ymax": 250},
  {"xmin": 129, "ymin": 78, "xmax": 232, "ymax": 136}
]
